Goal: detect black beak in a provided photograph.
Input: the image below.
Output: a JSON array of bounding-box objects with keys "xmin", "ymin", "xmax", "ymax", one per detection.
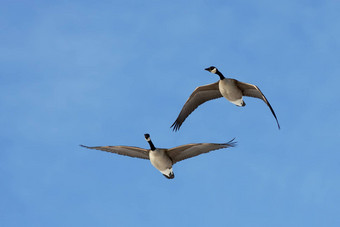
[
  {"xmin": 144, "ymin": 133, "xmax": 150, "ymax": 139},
  {"xmin": 204, "ymin": 68, "xmax": 210, "ymax": 71}
]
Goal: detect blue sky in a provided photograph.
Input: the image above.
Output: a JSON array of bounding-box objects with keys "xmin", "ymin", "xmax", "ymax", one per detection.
[{"xmin": 1, "ymin": 0, "xmax": 340, "ymax": 226}]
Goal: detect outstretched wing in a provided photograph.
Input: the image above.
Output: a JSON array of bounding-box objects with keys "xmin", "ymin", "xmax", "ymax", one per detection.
[
  {"xmin": 236, "ymin": 80, "xmax": 280, "ymax": 129},
  {"xmin": 167, "ymin": 138, "xmax": 236, "ymax": 164},
  {"xmin": 80, "ymin": 145, "xmax": 149, "ymax": 160},
  {"xmin": 171, "ymin": 82, "xmax": 222, "ymax": 131}
]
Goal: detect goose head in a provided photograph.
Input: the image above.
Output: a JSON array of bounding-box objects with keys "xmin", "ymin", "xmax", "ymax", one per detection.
[
  {"xmin": 205, "ymin": 66, "xmax": 225, "ymax": 80},
  {"xmin": 205, "ymin": 66, "xmax": 218, "ymax": 74},
  {"xmin": 144, "ymin": 133, "xmax": 156, "ymax": 150},
  {"xmin": 144, "ymin": 133, "xmax": 151, "ymax": 142}
]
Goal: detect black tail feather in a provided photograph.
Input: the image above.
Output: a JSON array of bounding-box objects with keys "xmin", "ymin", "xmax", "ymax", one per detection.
[{"xmin": 163, "ymin": 173, "xmax": 175, "ymax": 179}]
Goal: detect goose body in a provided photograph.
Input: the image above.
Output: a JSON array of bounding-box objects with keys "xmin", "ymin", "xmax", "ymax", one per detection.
[
  {"xmin": 219, "ymin": 78, "xmax": 244, "ymax": 106},
  {"xmin": 149, "ymin": 149, "xmax": 174, "ymax": 178},
  {"xmin": 80, "ymin": 134, "xmax": 236, "ymax": 179},
  {"xmin": 171, "ymin": 66, "xmax": 280, "ymax": 131}
]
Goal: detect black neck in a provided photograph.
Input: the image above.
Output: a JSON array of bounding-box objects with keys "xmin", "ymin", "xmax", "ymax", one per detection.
[
  {"xmin": 147, "ymin": 140, "xmax": 156, "ymax": 151},
  {"xmin": 216, "ymin": 70, "xmax": 225, "ymax": 80}
]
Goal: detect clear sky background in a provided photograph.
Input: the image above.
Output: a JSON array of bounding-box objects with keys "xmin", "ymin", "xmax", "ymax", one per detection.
[{"xmin": 1, "ymin": 0, "xmax": 340, "ymax": 226}]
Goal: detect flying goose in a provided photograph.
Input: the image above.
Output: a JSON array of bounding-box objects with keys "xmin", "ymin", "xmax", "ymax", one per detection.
[
  {"xmin": 171, "ymin": 66, "xmax": 280, "ymax": 131},
  {"xmin": 80, "ymin": 134, "xmax": 236, "ymax": 179}
]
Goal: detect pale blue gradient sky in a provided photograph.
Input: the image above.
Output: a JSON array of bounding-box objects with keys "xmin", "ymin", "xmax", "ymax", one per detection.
[{"xmin": 1, "ymin": 1, "xmax": 340, "ymax": 226}]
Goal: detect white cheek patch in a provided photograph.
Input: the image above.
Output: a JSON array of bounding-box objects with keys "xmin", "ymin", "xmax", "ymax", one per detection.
[
  {"xmin": 211, "ymin": 68, "xmax": 217, "ymax": 74},
  {"xmin": 146, "ymin": 138, "xmax": 151, "ymax": 141}
]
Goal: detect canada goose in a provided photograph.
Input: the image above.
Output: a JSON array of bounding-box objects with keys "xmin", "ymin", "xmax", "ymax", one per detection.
[
  {"xmin": 171, "ymin": 66, "xmax": 280, "ymax": 131},
  {"xmin": 80, "ymin": 134, "xmax": 236, "ymax": 179}
]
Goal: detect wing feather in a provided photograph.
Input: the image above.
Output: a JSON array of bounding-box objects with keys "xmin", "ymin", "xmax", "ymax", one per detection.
[
  {"xmin": 236, "ymin": 81, "xmax": 280, "ymax": 129},
  {"xmin": 80, "ymin": 145, "xmax": 149, "ymax": 160},
  {"xmin": 167, "ymin": 138, "xmax": 236, "ymax": 164},
  {"xmin": 171, "ymin": 82, "xmax": 222, "ymax": 131}
]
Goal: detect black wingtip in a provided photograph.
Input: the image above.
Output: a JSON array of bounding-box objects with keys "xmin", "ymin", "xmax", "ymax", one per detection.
[
  {"xmin": 170, "ymin": 121, "xmax": 181, "ymax": 132},
  {"xmin": 227, "ymin": 138, "xmax": 237, "ymax": 147},
  {"xmin": 268, "ymin": 106, "xmax": 280, "ymax": 130},
  {"xmin": 80, "ymin": 144, "xmax": 91, "ymax": 149},
  {"xmin": 272, "ymin": 112, "xmax": 280, "ymax": 130}
]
